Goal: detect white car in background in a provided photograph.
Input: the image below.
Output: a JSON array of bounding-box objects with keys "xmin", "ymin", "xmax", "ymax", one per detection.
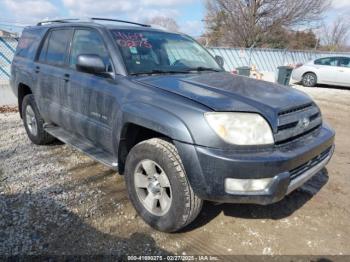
[{"xmin": 292, "ymin": 56, "xmax": 350, "ymax": 88}]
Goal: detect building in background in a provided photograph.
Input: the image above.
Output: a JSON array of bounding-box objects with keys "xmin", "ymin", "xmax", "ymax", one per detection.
[{"xmin": 0, "ymin": 29, "xmax": 19, "ymax": 38}]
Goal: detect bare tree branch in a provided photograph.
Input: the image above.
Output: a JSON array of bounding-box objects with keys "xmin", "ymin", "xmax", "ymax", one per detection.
[
  {"xmin": 321, "ymin": 17, "xmax": 350, "ymax": 51},
  {"xmin": 145, "ymin": 16, "xmax": 180, "ymax": 32},
  {"xmin": 204, "ymin": 0, "xmax": 331, "ymax": 47}
]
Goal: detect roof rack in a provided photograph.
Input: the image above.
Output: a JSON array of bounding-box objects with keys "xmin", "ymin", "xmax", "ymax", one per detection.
[
  {"xmin": 91, "ymin": 18, "xmax": 151, "ymax": 27},
  {"xmin": 37, "ymin": 19, "xmax": 82, "ymax": 26},
  {"xmin": 37, "ymin": 18, "xmax": 151, "ymax": 27}
]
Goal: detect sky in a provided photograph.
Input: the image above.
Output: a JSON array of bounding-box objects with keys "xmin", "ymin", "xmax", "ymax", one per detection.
[
  {"xmin": 0, "ymin": 0, "xmax": 204, "ymax": 36},
  {"xmin": 0, "ymin": 0, "xmax": 349, "ymax": 38}
]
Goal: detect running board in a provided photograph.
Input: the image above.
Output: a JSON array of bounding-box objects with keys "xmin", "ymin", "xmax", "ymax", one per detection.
[{"xmin": 45, "ymin": 125, "xmax": 118, "ymax": 170}]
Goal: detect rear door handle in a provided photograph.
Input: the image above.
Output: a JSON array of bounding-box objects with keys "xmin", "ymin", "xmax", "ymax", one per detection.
[
  {"xmin": 35, "ymin": 66, "xmax": 40, "ymax": 73},
  {"xmin": 63, "ymin": 73, "xmax": 70, "ymax": 82}
]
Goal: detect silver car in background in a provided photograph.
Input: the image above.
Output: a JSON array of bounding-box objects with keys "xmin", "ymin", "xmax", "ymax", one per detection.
[{"xmin": 292, "ymin": 56, "xmax": 350, "ymax": 88}]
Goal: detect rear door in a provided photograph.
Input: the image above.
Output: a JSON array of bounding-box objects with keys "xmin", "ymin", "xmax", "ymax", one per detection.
[
  {"xmin": 336, "ymin": 57, "xmax": 350, "ymax": 87},
  {"xmin": 36, "ymin": 28, "xmax": 73, "ymax": 127},
  {"xmin": 11, "ymin": 27, "xmax": 46, "ymax": 97},
  {"xmin": 65, "ymin": 28, "xmax": 117, "ymax": 152}
]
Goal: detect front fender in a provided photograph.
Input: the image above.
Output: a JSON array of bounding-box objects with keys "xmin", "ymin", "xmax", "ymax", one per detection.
[
  {"xmin": 115, "ymin": 102, "xmax": 205, "ymax": 194},
  {"xmin": 119, "ymin": 102, "xmax": 194, "ymax": 143}
]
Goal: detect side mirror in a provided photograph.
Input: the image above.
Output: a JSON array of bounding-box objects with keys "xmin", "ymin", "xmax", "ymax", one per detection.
[
  {"xmin": 215, "ymin": 55, "xmax": 224, "ymax": 68},
  {"xmin": 76, "ymin": 54, "xmax": 106, "ymax": 74}
]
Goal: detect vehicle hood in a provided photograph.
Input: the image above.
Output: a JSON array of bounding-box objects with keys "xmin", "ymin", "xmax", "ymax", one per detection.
[{"xmin": 133, "ymin": 72, "xmax": 313, "ymax": 128}]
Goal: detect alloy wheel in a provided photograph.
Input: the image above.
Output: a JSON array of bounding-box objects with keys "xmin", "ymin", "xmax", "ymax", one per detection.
[
  {"xmin": 303, "ymin": 74, "xmax": 316, "ymax": 86},
  {"xmin": 25, "ymin": 105, "xmax": 38, "ymax": 136},
  {"xmin": 134, "ymin": 159, "xmax": 172, "ymax": 216}
]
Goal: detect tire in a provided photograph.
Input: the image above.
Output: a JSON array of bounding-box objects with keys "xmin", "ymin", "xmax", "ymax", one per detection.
[
  {"xmin": 302, "ymin": 72, "xmax": 317, "ymax": 87},
  {"xmin": 125, "ymin": 138, "xmax": 203, "ymax": 232},
  {"xmin": 22, "ymin": 94, "xmax": 56, "ymax": 145}
]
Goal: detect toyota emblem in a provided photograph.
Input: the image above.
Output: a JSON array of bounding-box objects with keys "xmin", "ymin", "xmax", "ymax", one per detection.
[{"xmin": 301, "ymin": 117, "xmax": 310, "ymax": 128}]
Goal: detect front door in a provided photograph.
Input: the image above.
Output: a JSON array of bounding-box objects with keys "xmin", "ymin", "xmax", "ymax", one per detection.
[
  {"xmin": 314, "ymin": 57, "xmax": 339, "ymax": 84},
  {"xmin": 336, "ymin": 57, "xmax": 350, "ymax": 87},
  {"xmin": 65, "ymin": 28, "xmax": 118, "ymax": 153}
]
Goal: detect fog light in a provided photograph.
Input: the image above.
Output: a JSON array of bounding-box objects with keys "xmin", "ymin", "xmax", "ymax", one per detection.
[{"xmin": 224, "ymin": 178, "xmax": 273, "ymax": 193}]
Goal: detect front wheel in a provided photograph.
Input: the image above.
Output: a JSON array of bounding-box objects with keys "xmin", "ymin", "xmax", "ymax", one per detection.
[
  {"xmin": 125, "ymin": 138, "xmax": 203, "ymax": 232},
  {"xmin": 302, "ymin": 72, "xmax": 317, "ymax": 87}
]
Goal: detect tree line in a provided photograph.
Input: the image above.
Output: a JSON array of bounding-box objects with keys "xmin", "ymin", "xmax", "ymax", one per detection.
[
  {"xmin": 203, "ymin": 0, "xmax": 349, "ymax": 51},
  {"xmin": 147, "ymin": 0, "xmax": 349, "ymax": 51}
]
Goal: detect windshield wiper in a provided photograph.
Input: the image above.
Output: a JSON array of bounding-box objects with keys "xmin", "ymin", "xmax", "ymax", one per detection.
[
  {"xmin": 185, "ymin": 67, "xmax": 222, "ymax": 72},
  {"xmin": 130, "ymin": 69, "xmax": 191, "ymax": 76},
  {"xmin": 130, "ymin": 67, "xmax": 222, "ymax": 76}
]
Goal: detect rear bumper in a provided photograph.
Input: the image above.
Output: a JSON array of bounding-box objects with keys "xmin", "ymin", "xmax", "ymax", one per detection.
[
  {"xmin": 291, "ymin": 68, "xmax": 303, "ymax": 82},
  {"xmin": 175, "ymin": 123, "xmax": 335, "ymax": 205}
]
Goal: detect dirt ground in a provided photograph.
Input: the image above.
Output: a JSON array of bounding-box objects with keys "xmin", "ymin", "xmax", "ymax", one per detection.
[{"xmin": 0, "ymin": 85, "xmax": 349, "ymax": 257}]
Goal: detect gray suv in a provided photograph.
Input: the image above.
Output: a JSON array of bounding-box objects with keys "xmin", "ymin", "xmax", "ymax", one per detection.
[{"xmin": 11, "ymin": 18, "xmax": 335, "ymax": 232}]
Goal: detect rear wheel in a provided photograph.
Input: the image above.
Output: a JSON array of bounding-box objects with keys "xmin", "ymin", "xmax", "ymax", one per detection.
[
  {"xmin": 125, "ymin": 138, "xmax": 203, "ymax": 232},
  {"xmin": 22, "ymin": 94, "xmax": 55, "ymax": 145},
  {"xmin": 302, "ymin": 72, "xmax": 317, "ymax": 87}
]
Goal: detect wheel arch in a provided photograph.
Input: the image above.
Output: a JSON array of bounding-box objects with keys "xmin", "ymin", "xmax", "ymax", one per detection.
[
  {"xmin": 302, "ymin": 71, "xmax": 318, "ymax": 80},
  {"xmin": 17, "ymin": 83, "xmax": 33, "ymax": 118},
  {"xmin": 116, "ymin": 102, "xmax": 194, "ymax": 173}
]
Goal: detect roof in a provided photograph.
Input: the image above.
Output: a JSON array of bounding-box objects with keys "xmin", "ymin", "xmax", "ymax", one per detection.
[{"xmin": 31, "ymin": 18, "xmax": 173, "ymax": 34}]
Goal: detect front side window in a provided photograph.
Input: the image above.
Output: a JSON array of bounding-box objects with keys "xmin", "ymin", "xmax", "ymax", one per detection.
[
  {"xmin": 45, "ymin": 29, "xmax": 73, "ymax": 66},
  {"xmin": 314, "ymin": 57, "xmax": 338, "ymax": 66},
  {"xmin": 69, "ymin": 29, "xmax": 113, "ymax": 72},
  {"xmin": 110, "ymin": 29, "xmax": 222, "ymax": 75},
  {"xmin": 338, "ymin": 57, "xmax": 350, "ymax": 68}
]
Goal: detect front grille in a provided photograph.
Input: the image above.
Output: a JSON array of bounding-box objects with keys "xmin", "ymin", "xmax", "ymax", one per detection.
[
  {"xmin": 275, "ymin": 103, "xmax": 322, "ymax": 144},
  {"xmin": 290, "ymin": 147, "xmax": 332, "ymax": 180},
  {"xmin": 278, "ymin": 103, "xmax": 313, "ymax": 116}
]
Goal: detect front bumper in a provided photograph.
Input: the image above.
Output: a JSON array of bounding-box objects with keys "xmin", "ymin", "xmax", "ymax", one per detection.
[{"xmin": 175, "ymin": 123, "xmax": 335, "ymax": 205}]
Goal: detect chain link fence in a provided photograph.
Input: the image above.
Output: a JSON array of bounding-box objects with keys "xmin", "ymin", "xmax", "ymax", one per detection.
[
  {"xmin": 209, "ymin": 47, "xmax": 350, "ymax": 72},
  {"xmin": 0, "ymin": 36, "xmax": 17, "ymax": 86}
]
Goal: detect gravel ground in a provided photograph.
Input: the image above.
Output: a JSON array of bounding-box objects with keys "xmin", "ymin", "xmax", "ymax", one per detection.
[
  {"xmin": 0, "ymin": 85, "xmax": 349, "ymax": 257},
  {"xmin": 0, "ymin": 105, "xmax": 17, "ymax": 113}
]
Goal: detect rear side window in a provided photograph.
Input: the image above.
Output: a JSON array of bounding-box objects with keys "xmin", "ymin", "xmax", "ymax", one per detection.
[
  {"xmin": 16, "ymin": 28, "xmax": 46, "ymax": 59},
  {"xmin": 314, "ymin": 57, "xmax": 338, "ymax": 66},
  {"xmin": 42, "ymin": 29, "xmax": 73, "ymax": 66},
  {"xmin": 38, "ymin": 34, "xmax": 49, "ymax": 62}
]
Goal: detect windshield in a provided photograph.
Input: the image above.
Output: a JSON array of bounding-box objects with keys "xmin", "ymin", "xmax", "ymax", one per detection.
[{"xmin": 110, "ymin": 29, "xmax": 222, "ymax": 75}]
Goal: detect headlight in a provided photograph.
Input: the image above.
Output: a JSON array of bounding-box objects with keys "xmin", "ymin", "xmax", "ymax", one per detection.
[{"xmin": 205, "ymin": 112, "xmax": 274, "ymax": 145}]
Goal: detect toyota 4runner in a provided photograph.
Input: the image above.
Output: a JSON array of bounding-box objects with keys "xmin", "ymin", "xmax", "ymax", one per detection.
[{"xmin": 10, "ymin": 18, "xmax": 335, "ymax": 232}]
